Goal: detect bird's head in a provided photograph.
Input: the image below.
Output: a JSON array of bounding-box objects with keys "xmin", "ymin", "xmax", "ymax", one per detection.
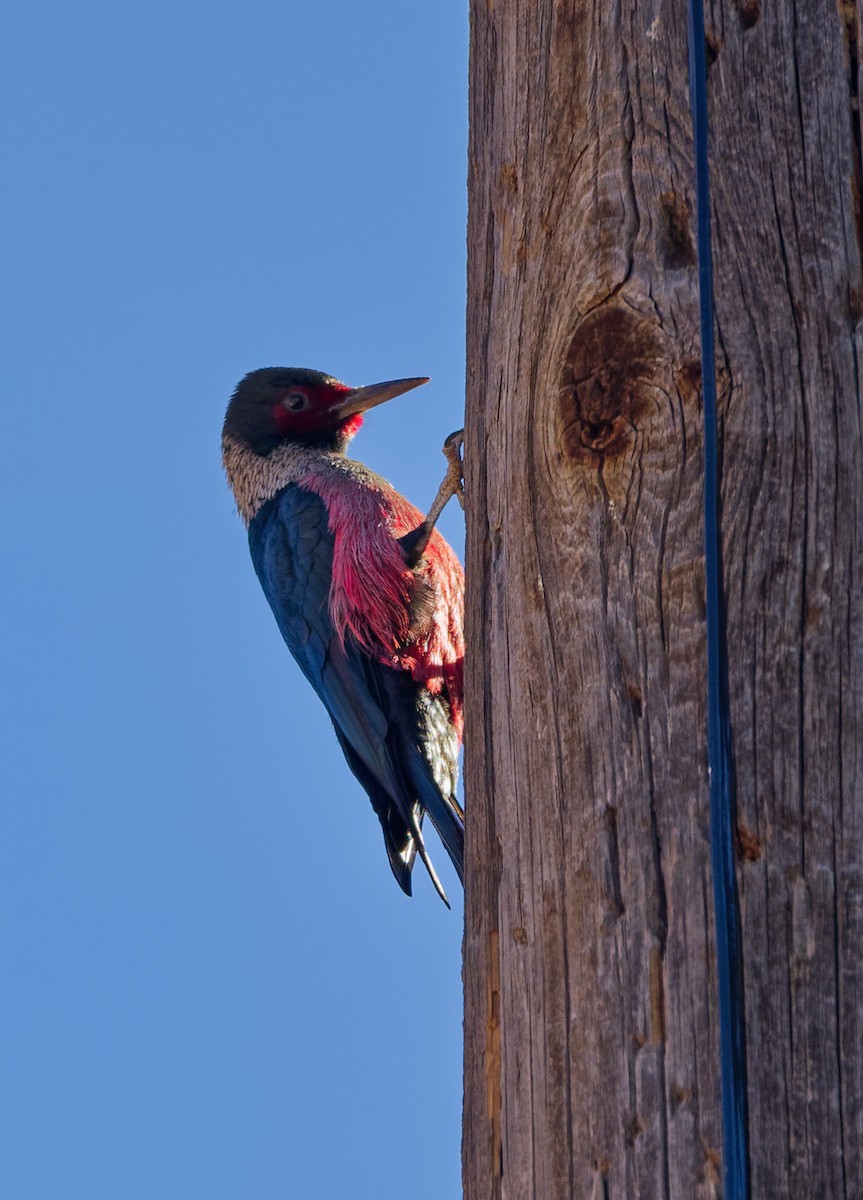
[{"xmin": 223, "ymin": 367, "xmax": 429, "ymax": 456}]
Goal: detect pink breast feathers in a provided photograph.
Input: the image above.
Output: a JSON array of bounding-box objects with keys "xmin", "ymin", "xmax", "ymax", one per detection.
[{"xmin": 302, "ymin": 468, "xmax": 464, "ymax": 740}]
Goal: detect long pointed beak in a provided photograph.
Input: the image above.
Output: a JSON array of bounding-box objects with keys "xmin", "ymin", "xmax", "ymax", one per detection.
[{"xmin": 333, "ymin": 376, "xmax": 429, "ymax": 418}]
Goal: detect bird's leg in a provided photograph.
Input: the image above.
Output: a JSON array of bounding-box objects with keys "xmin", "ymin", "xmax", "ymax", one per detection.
[
  {"xmin": 427, "ymin": 429, "xmax": 465, "ymax": 519},
  {"xmin": 400, "ymin": 430, "xmax": 464, "ymax": 567}
]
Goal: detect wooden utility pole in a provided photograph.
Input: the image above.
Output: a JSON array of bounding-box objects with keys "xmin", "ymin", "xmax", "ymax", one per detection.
[{"xmin": 462, "ymin": 3, "xmax": 863, "ymax": 1197}]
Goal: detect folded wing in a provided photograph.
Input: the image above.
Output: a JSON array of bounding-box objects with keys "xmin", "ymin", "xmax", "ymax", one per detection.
[{"xmin": 248, "ymin": 485, "xmax": 464, "ymax": 900}]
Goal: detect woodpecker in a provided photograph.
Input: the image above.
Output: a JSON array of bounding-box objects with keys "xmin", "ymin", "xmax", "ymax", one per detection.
[{"xmin": 222, "ymin": 368, "xmax": 465, "ymax": 903}]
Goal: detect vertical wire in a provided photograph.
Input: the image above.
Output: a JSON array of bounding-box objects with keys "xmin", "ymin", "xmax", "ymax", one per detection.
[{"xmin": 685, "ymin": 4, "xmax": 751, "ymax": 1197}]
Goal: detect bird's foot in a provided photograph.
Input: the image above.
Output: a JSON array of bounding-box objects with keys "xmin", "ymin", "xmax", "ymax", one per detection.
[
  {"xmin": 398, "ymin": 429, "xmax": 466, "ymax": 568},
  {"xmin": 441, "ymin": 429, "xmax": 465, "ymax": 510},
  {"xmin": 423, "ymin": 428, "xmax": 465, "ymax": 533}
]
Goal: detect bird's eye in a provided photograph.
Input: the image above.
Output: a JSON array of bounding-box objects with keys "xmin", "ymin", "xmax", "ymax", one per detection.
[{"xmin": 282, "ymin": 392, "xmax": 309, "ymax": 412}]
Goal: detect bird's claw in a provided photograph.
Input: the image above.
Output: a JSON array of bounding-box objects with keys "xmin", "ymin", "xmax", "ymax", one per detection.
[
  {"xmin": 442, "ymin": 429, "xmax": 465, "ymax": 510},
  {"xmin": 403, "ymin": 429, "xmax": 466, "ymax": 567}
]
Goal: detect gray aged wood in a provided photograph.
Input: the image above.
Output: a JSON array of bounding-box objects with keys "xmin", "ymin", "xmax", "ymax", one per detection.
[{"xmin": 462, "ymin": 3, "xmax": 863, "ymax": 1198}]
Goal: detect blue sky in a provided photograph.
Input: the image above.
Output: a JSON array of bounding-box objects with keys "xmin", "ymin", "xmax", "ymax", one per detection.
[{"xmin": 2, "ymin": 4, "xmax": 468, "ymax": 1196}]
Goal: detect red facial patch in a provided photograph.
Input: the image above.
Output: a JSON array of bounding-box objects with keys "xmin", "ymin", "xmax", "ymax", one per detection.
[
  {"xmin": 339, "ymin": 413, "xmax": 364, "ymax": 440},
  {"xmin": 271, "ymin": 382, "xmax": 355, "ymax": 438}
]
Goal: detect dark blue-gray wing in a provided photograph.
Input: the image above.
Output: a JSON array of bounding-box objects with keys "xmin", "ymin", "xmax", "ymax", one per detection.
[{"xmin": 247, "ymin": 485, "xmax": 463, "ymax": 900}]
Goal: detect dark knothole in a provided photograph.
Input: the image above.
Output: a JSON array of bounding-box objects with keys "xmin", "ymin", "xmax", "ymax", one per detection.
[
  {"xmin": 735, "ymin": 0, "xmax": 761, "ymax": 30},
  {"xmin": 657, "ymin": 191, "xmax": 696, "ymax": 269},
  {"xmin": 558, "ymin": 304, "xmax": 662, "ymax": 464}
]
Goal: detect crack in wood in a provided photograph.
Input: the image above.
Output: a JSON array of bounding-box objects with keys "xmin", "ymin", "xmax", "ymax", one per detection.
[
  {"xmin": 486, "ymin": 929, "xmax": 502, "ymax": 1183},
  {"xmin": 840, "ymin": 0, "xmax": 863, "ymax": 303}
]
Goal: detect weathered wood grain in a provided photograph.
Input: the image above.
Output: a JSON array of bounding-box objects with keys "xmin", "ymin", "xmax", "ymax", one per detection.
[{"xmin": 462, "ymin": 2, "xmax": 863, "ymax": 1198}]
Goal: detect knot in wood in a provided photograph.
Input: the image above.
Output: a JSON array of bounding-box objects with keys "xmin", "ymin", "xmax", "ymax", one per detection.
[
  {"xmin": 657, "ymin": 191, "xmax": 695, "ymax": 269},
  {"xmin": 735, "ymin": 0, "xmax": 761, "ymax": 29},
  {"xmin": 559, "ymin": 303, "xmax": 662, "ymax": 463}
]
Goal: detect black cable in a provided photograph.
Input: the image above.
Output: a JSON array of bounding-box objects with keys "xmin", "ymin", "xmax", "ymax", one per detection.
[{"xmin": 685, "ymin": 5, "xmax": 751, "ymax": 1197}]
